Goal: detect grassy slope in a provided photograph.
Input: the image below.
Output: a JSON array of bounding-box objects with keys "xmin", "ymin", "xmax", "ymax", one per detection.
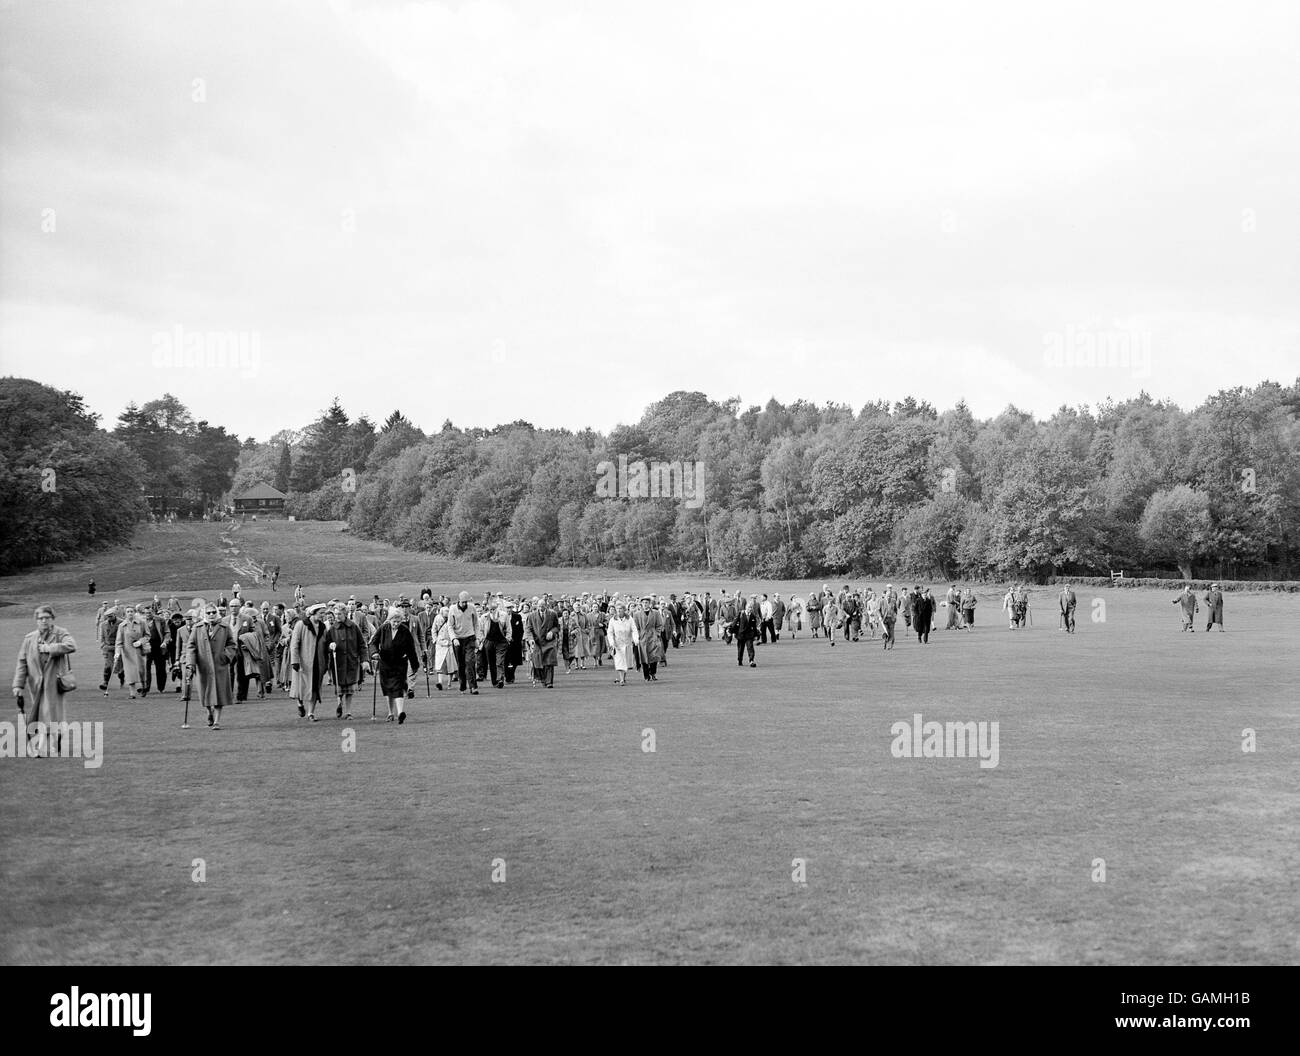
[{"xmin": 1, "ymin": 523, "xmax": 1296, "ymax": 964}]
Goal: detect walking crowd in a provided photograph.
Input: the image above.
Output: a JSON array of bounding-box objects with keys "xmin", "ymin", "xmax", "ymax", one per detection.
[{"xmin": 13, "ymin": 578, "xmax": 1222, "ymax": 736}]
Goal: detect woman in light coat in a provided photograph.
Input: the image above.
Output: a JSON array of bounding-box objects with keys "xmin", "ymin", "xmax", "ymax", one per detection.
[
  {"xmin": 572, "ymin": 608, "xmax": 591, "ymax": 669},
  {"xmin": 114, "ymin": 603, "xmax": 153, "ymax": 699},
  {"xmin": 605, "ymin": 603, "xmax": 639, "ymax": 686},
  {"xmin": 432, "ymin": 606, "xmax": 458, "ymax": 691},
  {"xmin": 288, "ymin": 604, "xmax": 321, "ymax": 718},
  {"xmin": 13, "ymin": 605, "xmax": 78, "ymax": 750}
]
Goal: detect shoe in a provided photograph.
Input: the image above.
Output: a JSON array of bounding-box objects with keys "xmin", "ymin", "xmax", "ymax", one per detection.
[
  {"xmin": 212, "ymin": 720, "xmax": 221, "ymax": 730},
  {"xmin": 99, "ymin": 682, "xmax": 107, "ymax": 691},
  {"xmin": 435, "ymin": 684, "xmax": 443, "ymax": 690},
  {"xmin": 398, "ymin": 712, "xmax": 406, "ymax": 724},
  {"xmin": 470, "ymin": 689, "xmax": 479, "ymax": 695},
  {"xmin": 297, "ymin": 703, "xmax": 305, "ymax": 718},
  {"xmin": 308, "ymin": 714, "xmax": 318, "ymax": 722},
  {"xmin": 749, "ymin": 662, "xmax": 756, "ymax": 667},
  {"xmin": 386, "ymin": 714, "xmax": 395, "ymax": 722},
  {"xmin": 343, "ymin": 712, "xmax": 352, "ymax": 720},
  {"xmin": 206, "ymin": 709, "xmax": 214, "ymax": 728},
  {"xmin": 407, "ymin": 690, "xmax": 414, "ymax": 699},
  {"xmin": 336, "ymin": 704, "xmax": 343, "ymax": 718}
]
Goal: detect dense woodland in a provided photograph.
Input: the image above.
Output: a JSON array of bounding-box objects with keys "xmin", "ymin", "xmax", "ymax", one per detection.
[{"xmin": 4, "ymin": 378, "xmax": 1298, "ymax": 581}]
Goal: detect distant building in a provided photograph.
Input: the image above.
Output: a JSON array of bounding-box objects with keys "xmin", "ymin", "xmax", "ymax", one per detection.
[{"xmin": 233, "ymin": 483, "xmax": 288, "ymax": 519}]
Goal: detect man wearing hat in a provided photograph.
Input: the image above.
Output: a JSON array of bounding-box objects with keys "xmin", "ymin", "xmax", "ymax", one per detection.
[
  {"xmin": 1172, "ymin": 584, "xmax": 1199, "ymax": 631},
  {"xmin": 1203, "ymin": 583, "xmax": 1225, "ymax": 632},
  {"xmin": 719, "ymin": 589, "xmax": 737, "ymax": 644},
  {"xmin": 527, "ymin": 596, "xmax": 561, "ymax": 688},
  {"xmin": 913, "ymin": 586, "xmax": 935, "ymax": 644},
  {"xmin": 632, "ymin": 596, "xmax": 665, "ymax": 681},
  {"xmin": 97, "ymin": 601, "xmax": 123, "ymax": 693}
]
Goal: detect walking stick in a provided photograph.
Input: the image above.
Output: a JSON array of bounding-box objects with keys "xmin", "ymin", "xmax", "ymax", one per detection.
[
  {"xmin": 371, "ymin": 657, "xmax": 378, "ymax": 722},
  {"xmin": 330, "ymin": 650, "xmax": 341, "ymax": 718}
]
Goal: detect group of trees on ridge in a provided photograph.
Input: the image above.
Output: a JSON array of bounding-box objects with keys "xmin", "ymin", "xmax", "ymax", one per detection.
[{"xmin": 3, "ymin": 376, "xmax": 1297, "ymax": 581}]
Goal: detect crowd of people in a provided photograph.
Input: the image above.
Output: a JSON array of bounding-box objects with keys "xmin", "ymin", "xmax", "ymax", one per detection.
[{"xmin": 14, "ymin": 578, "xmax": 1225, "ymax": 738}]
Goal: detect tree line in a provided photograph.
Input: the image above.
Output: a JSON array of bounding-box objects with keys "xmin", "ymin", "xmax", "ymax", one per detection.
[
  {"xmin": 254, "ymin": 384, "xmax": 1299, "ymax": 581},
  {"xmin": 3, "ymin": 377, "xmax": 1297, "ymax": 580}
]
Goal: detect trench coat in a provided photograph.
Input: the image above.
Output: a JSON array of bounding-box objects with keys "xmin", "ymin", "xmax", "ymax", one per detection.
[
  {"xmin": 288, "ymin": 617, "xmax": 320, "ymax": 703},
  {"xmin": 13, "ymin": 625, "xmax": 77, "ymax": 726},
  {"xmin": 184, "ymin": 623, "xmax": 238, "ymax": 710},
  {"xmin": 114, "ymin": 614, "xmax": 152, "ymax": 687},
  {"xmin": 528, "ymin": 609, "xmax": 561, "ymax": 669},
  {"xmin": 634, "ymin": 609, "xmax": 665, "ymax": 664}
]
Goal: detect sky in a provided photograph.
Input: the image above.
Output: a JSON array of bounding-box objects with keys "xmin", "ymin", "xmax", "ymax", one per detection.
[{"xmin": 1, "ymin": 0, "xmax": 1297, "ymax": 441}]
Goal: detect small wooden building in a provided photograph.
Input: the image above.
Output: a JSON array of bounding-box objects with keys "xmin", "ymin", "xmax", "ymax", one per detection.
[{"xmin": 233, "ymin": 483, "xmax": 288, "ymax": 518}]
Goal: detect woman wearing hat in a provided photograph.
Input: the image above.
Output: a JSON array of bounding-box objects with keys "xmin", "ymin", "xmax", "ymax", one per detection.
[
  {"xmin": 289, "ymin": 603, "xmax": 324, "ymax": 719},
  {"xmin": 587, "ymin": 602, "xmax": 607, "ymax": 666},
  {"xmin": 806, "ymin": 590, "xmax": 824, "ymax": 638},
  {"xmin": 431, "ymin": 605, "xmax": 457, "ymax": 691}
]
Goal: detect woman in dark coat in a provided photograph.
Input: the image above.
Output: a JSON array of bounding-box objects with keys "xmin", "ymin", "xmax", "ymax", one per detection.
[
  {"xmin": 504, "ymin": 602, "xmax": 524, "ymax": 684},
  {"xmin": 370, "ymin": 606, "xmax": 420, "ymax": 723}
]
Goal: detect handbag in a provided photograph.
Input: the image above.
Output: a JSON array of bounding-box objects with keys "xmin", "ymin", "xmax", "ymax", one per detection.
[{"xmin": 56, "ymin": 656, "xmax": 77, "ymax": 693}]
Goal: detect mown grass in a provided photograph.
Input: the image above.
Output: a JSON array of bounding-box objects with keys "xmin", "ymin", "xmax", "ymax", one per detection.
[{"xmin": 1, "ymin": 523, "xmax": 1296, "ymax": 964}]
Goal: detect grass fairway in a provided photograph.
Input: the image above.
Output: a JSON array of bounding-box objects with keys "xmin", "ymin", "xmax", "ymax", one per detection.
[{"xmin": 1, "ymin": 523, "xmax": 1297, "ymax": 964}]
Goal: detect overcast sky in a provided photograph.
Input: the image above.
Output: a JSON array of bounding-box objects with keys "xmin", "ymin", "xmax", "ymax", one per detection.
[{"xmin": 2, "ymin": 0, "xmax": 1296, "ymax": 440}]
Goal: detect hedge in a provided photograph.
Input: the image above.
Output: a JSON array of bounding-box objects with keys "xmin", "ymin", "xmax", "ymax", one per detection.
[{"xmin": 1045, "ymin": 576, "xmax": 1300, "ymax": 593}]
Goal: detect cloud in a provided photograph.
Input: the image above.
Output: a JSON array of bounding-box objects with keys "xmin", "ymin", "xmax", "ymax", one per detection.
[{"xmin": 2, "ymin": 0, "xmax": 1297, "ymax": 436}]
